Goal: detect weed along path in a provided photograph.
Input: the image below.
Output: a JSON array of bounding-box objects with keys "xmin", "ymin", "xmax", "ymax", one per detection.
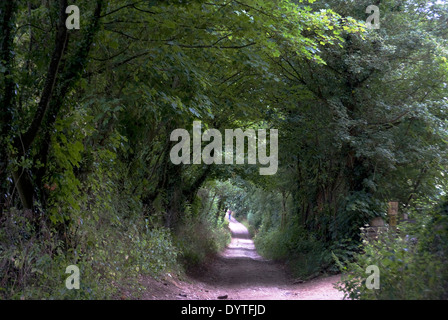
[{"xmin": 139, "ymin": 218, "xmax": 344, "ymax": 300}]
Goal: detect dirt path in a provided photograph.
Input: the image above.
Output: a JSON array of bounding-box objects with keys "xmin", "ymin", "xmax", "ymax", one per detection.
[{"xmin": 139, "ymin": 218, "xmax": 344, "ymax": 300}]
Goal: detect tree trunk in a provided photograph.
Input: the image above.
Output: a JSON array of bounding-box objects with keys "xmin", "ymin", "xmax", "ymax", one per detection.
[{"xmin": 11, "ymin": 0, "xmax": 104, "ymax": 212}]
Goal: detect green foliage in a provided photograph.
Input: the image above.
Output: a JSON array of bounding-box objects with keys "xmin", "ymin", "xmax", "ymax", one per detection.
[
  {"xmin": 254, "ymin": 221, "xmax": 334, "ymax": 278},
  {"xmin": 1, "ymin": 0, "xmax": 448, "ymax": 300},
  {"xmin": 334, "ymin": 192, "xmax": 387, "ymax": 241},
  {"xmin": 0, "ymin": 204, "xmax": 179, "ymax": 299},
  {"xmin": 334, "ymin": 202, "xmax": 448, "ymax": 300},
  {"xmin": 174, "ymin": 199, "xmax": 231, "ymax": 271}
]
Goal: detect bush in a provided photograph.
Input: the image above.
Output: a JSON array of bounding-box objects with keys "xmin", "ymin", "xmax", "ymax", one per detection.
[
  {"xmin": 240, "ymin": 219, "xmax": 257, "ymax": 238},
  {"xmin": 174, "ymin": 205, "xmax": 231, "ymax": 271},
  {"xmin": 334, "ymin": 205, "xmax": 448, "ymax": 300},
  {"xmin": 0, "ymin": 209, "xmax": 64, "ymax": 299},
  {"xmin": 254, "ymin": 223, "xmax": 334, "ymax": 279},
  {"xmin": 0, "ymin": 206, "xmax": 179, "ymax": 299}
]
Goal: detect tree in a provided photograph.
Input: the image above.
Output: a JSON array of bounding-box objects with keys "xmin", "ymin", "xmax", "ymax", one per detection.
[{"xmin": 263, "ymin": 0, "xmax": 448, "ymax": 241}]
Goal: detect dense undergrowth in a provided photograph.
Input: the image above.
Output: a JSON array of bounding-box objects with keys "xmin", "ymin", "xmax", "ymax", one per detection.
[
  {"xmin": 174, "ymin": 202, "xmax": 231, "ymax": 272},
  {"xmin": 335, "ymin": 199, "xmax": 448, "ymax": 300},
  {"xmin": 253, "ymin": 218, "xmax": 360, "ymax": 280},
  {"xmin": 227, "ymin": 181, "xmax": 448, "ymax": 299},
  {"xmin": 0, "ymin": 194, "xmax": 230, "ymax": 300},
  {"xmin": 255, "ymin": 225, "xmax": 339, "ymax": 279},
  {"xmin": 250, "ymin": 195, "xmax": 448, "ymax": 299}
]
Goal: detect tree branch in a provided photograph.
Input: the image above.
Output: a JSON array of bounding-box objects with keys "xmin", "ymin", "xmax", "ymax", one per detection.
[
  {"xmin": 174, "ymin": 41, "xmax": 256, "ymax": 49},
  {"xmin": 16, "ymin": 0, "xmax": 69, "ymax": 153}
]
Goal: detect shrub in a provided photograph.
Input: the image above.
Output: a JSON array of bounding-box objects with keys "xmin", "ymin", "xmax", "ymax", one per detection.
[
  {"xmin": 254, "ymin": 223, "xmax": 334, "ymax": 278},
  {"xmin": 0, "ymin": 206, "xmax": 179, "ymax": 299},
  {"xmin": 174, "ymin": 204, "xmax": 231, "ymax": 271},
  {"xmin": 334, "ymin": 205, "xmax": 448, "ymax": 300}
]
